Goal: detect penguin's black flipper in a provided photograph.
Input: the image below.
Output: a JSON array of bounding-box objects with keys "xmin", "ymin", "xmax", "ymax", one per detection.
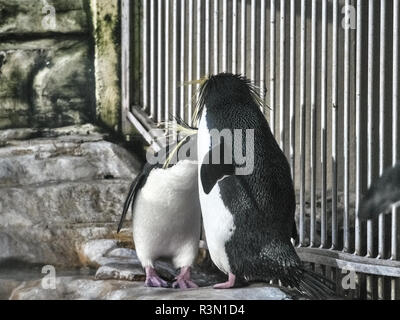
[
  {"xmin": 117, "ymin": 174, "xmax": 145, "ymax": 233},
  {"xmin": 200, "ymin": 142, "xmax": 235, "ymax": 194},
  {"xmin": 117, "ymin": 164, "xmax": 159, "ymax": 233},
  {"xmin": 359, "ymin": 162, "xmax": 400, "ymax": 220}
]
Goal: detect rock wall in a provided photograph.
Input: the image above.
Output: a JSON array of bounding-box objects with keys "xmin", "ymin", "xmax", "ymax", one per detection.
[
  {"xmin": 0, "ymin": 124, "xmax": 140, "ymax": 267},
  {"xmin": 0, "ymin": 0, "xmax": 139, "ymax": 271},
  {"xmin": 0, "ymin": 0, "xmax": 96, "ymax": 130}
]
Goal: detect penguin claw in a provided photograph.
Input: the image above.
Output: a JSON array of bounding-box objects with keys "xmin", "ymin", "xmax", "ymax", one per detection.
[
  {"xmin": 145, "ymin": 275, "xmax": 169, "ymax": 288},
  {"xmin": 172, "ymin": 279, "xmax": 199, "ymax": 289},
  {"xmin": 171, "ymin": 266, "xmax": 198, "ymax": 289},
  {"xmin": 144, "ymin": 266, "xmax": 169, "ymax": 288}
]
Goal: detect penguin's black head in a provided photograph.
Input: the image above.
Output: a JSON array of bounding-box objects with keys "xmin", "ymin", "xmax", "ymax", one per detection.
[
  {"xmin": 195, "ymin": 73, "xmax": 262, "ymax": 121},
  {"xmin": 207, "ymin": 73, "xmax": 253, "ymax": 93}
]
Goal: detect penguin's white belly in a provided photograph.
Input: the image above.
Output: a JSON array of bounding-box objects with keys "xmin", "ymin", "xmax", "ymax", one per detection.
[
  {"xmin": 197, "ymin": 109, "xmax": 236, "ymax": 274},
  {"xmin": 132, "ymin": 160, "xmax": 201, "ymax": 269}
]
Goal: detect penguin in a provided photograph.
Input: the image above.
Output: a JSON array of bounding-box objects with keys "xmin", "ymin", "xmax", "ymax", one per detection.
[
  {"xmin": 195, "ymin": 73, "xmax": 335, "ymax": 298},
  {"xmin": 359, "ymin": 162, "xmax": 400, "ymax": 220},
  {"xmin": 118, "ymin": 145, "xmax": 201, "ymax": 289}
]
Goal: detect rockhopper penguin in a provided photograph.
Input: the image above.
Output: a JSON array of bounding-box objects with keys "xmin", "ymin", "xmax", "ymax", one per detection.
[
  {"xmin": 118, "ymin": 154, "xmax": 201, "ymax": 289},
  {"xmin": 196, "ymin": 73, "xmax": 335, "ymax": 298}
]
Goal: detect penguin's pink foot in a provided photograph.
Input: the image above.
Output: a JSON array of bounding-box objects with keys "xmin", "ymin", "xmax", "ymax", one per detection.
[
  {"xmin": 144, "ymin": 266, "xmax": 168, "ymax": 288},
  {"xmin": 213, "ymin": 273, "xmax": 236, "ymax": 289},
  {"xmin": 172, "ymin": 266, "xmax": 198, "ymax": 289}
]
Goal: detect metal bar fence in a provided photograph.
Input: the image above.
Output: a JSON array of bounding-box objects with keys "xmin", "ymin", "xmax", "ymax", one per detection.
[{"xmin": 122, "ymin": 0, "xmax": 400, "ymax": 299}]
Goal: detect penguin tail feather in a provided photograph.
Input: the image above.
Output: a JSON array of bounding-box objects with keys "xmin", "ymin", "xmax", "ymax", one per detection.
[{"xmin": 297, "ymin": 269, "xmax": 337, "ymax": 300}]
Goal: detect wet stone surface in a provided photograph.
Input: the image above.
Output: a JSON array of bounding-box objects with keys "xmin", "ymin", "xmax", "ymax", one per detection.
[{"xmin": 7, "ymin": 240, "xmax": 299, "ymax": 300}]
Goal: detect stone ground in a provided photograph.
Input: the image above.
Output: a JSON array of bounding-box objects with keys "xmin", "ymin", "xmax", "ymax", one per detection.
[
  {"xmin": 7, "ymin": 277, "xmax": 294, "ymax": 301},
  {"xmin": 4, "ymin": 239, "xmax": 300, "ymax": 300}
]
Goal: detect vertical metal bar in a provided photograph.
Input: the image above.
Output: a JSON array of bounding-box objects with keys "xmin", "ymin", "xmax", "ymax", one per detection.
[
  {"xmin": 343, "ymin": 0, "xmax": 350, "ymax": 253},
  {"xmin": 367, "ymin": 0, "xmax": 375, "ymax": 299},
  {"xmin": 121, "ymin": 0, "xmax": 131, "ymax": 135},
  {"xmin": 232, "ymin": 0, "xmax": 238, "ymax": 74},
  {"xmin": 279, "ymin": 0, "xmax": 286, "ymax": 152},
  {"xmin": 195, "ymin": 0, "xmax": 202, "ymax": 123},
  {"xmin": 270, "ymin": 0, "xmax": 275, "ymax": 134},
  {"xmin": 214, "ymin": 0, "xmax": 219, "ymax": 74},
  {"xmin": 131, "ymin": 2, "xmax": 140, "ymax": 107},
  {"xmin": 180, "ymin": 0, "xmax": 186, "ymax": 122},
  {"xmin": 392, "ymin": 0, "xmax": 399, "ymax": 262},
  {"xmin": 331, "ymin": 0, "xmax": 338, "ymax": 250},
  {"xmin": 367, "ymin": 0, "xmax": 374, "ymax": 258},
  {"xmin": 150, "ymin": 0, "xmax": 156, "ymax": 118},
  {"xmin": 222, "ymin": 0, "xmax": 228, "ymax": 72},
  {"xmin": 172, "ymin": 0, "xmax": 178, "ymax": 121},
  {"xmin": 355, "ymin": 0, "xmax": 362, "ymax": 256},
  {"xmin": 250, "ymin": 0, "xmax": 257, "ymax": 81},
  {"xmin": 320, "ymin": 0, "xmax": 327, "ymax": 248},
  {"xmin": 299, "ymin": 0, "xmax": 306, "ymax": 246},
  {"xmin": 378, "ymin": 0, "xmax": 386, "ymax": 259},
  {"xmin": 143, "ymin": 0, "xmax": 149, "ymax": 112},
  {"xmin": 205, "ymin": 0, "xmax": 210, "ymax": 76},
  {"xmin": 391, "ymin": 0, "xmax": 399, "ymax": 300},
  {"xmin": 260, "ymin": 0, "xmax": 266, "ymax": 105},
  {"xmin": 188, "ymin": 0, "xmax": 193, "ymax": 123},
  {"xmin": 310, "ymin": 0, "xmax": 317, "ymax": 247},
  {"xmin": 378, "ymin": 0, "xmax": 387, "ymax": 301},
  {"xmin": 289, "ymin": 0, "xmax": 295, "ymax": 180},
  {"xmin": 165, "ymin": 0, "xmax": 170, "ymax": 121},
  {"xmin": 157, "ymin": 0, "xmax": 163, "ymax": 123},
  {"xmin": 241, "ymin": 0, "xmax": 246, "ymax": 75}
]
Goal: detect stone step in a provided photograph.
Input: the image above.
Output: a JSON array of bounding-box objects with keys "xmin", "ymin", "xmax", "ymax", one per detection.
[{"xmin": 0, "ymin": 126, "xmax": 141, "ymax": 267}]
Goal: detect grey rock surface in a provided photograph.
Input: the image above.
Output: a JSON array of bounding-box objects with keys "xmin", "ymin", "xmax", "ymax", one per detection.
[
  {"xmin": 0, "ymin": 40, "xmax": 94, "ymax": 129},
  {"xmin": 79, "ymin": 239, "xmax": 227, "ymax": 288},
  {"xmin": 8, "ymin": 240, "xmax": 296, "ymax": 300},
  {"xmin": 9, "ymin": 277, "xmax": 293, "ymax": 300},
  {"xmin": 0, "ymin": 278, "xmax": 22, "ymax": 300},
  {"xmin": 0, "ymin": 125, "xmax": 141, "ymax": 267},
  {"xmin": 0, "ymin": 0, "xmax": 88, "ymax": 35}
]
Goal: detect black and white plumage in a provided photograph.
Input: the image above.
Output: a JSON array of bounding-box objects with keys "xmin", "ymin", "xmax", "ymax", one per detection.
[
  {"xmin": 359, "ymin": 162, "xmax": 400, "ymax": 220},
  {"xmin": 118, "ymin": 157, "xmax": 201, "ymax": 289},
  {"xmin": 196, "ymin": 73, "xmax": 335, "ymax": 298}
]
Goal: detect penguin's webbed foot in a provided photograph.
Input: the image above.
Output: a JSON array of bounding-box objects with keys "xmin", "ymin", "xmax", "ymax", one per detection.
[
  {"xmin": 145, "ymin": 276, "xmax": 169, "ymax": 288},
  {"xmin": 172, "ymin": 279, "xmax": 198, "ymax": 289},
  {"xmin": 172, "ymin": 266, "xmax": 199, "ymax": 289},
  {"xmin": 213, "ymin": 272, "xmax": 236, "ymax": 289},
  {"xmin": 145, "ymin": 267, "xmax": 169, "ymax": 288}
]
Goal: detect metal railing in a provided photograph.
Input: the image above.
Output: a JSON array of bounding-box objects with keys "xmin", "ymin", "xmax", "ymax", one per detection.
[{"xmin": 121, "ymin": 0, "xmax": 400, "ymax": 299}]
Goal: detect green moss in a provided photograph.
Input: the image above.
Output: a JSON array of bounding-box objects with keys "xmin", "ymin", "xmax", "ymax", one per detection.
[
  {"xmin": 8, "ymin": 112, "xmax": 24, "ymax": 127},
  {"xmin": 94, "ymin": 3, "xmax": 120, "ymax": 56},
  {"xmin": 0, "ymin": 3, "xmax": 18, "ymax": 21},
  {"xmin": 104, "ymin": 13, "xmax": 112, "ymax": 23},
  {"xmin": 90, "ymin": 0, "xmax": 121, "ymax": 131},
  {"xmin": 111, "ymin": 7, "xmax": 121, "ymax": 53}
]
